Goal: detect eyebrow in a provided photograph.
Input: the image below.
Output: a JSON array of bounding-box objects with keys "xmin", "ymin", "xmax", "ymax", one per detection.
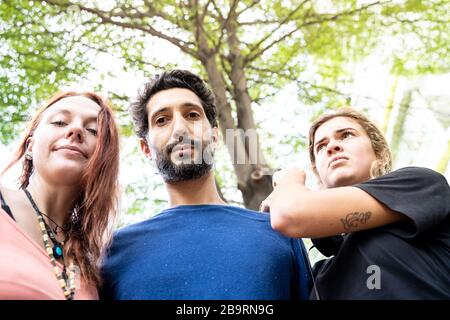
[
  {"xmin": 150, "ymin": 102, "xmax": 204, "ymax": 119},
  {"xmin": 314, "ymin": 127, "xmax": 357, "ymax": 148},
  {"xmin": 49, "ymin": 109, "xmax": 98, "ymax": 123}
]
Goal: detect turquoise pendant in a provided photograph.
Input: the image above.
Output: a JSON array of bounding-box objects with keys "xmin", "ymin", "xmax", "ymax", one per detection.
[{"xmin": 53, "ymin": 245, "xmax": 63, "ymax": 258}]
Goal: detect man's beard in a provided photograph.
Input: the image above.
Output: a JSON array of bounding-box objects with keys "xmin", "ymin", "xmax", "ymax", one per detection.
[{"xmin": 152, "ymin": 137, "xmax": 214, "ymax": 183}]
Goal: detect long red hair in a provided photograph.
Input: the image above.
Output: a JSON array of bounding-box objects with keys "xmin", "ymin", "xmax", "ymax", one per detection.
[{"xmin": 2, "ymin": 91, "xmax": 120, "ymax": 286}]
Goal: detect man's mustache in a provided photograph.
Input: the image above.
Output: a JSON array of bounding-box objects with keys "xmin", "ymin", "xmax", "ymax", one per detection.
[{"xmin": 165, "ymin": 138, "xmax": 202, "ymax": 156}]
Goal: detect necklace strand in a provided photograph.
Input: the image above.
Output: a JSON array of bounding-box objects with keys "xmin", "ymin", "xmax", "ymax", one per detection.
[
  {"xmin": 41, "ymin": 211, "xmax": 69, "ymax": 235},
  {"xmin": 41, "ymin": 216, "xmax": 65, "ymax": 259},
  {"xmin": 24, "ymin": 189, "xmax": 76, "ymax": 300}
]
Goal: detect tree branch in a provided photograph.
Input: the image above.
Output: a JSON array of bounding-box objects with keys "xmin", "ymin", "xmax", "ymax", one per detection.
[
  {"xmin": 210, "ymin": 0, "xmax": 225, "ymax": 21},
  {"xmin": 247, "ymin": 65, "xmax": 351, "ymax": 98},
  {"xmin": 238, "ymin": 19, "xmax": 279, "ymax": 26},
  {"xmin": 199, "ymin": 0, "xmax": 214, "ymax": 24},
  {"xmin": 41, "ymin": 0, "xmax": 198, "ymax": 58},
  {"xmin": 223, "ymin": 0, "xmax": 240, "ymax": 29},
  {"xmin": 141, "ymin": 0, "xmax": 193, "ymax": 30},
  {"xmin": 245, "ymin": 0, "xmax": 310, "ymax": 57},
  {"xmin": 236, "ymin": 0, "xmax": 260, "ymax": 17},
  {"xmin": 245, "ymin": 1, "xmax": 387, "ymax": 64},
  {"xmin": 212, "ymin": 0, "xmax": 240, "ymax": 53}
]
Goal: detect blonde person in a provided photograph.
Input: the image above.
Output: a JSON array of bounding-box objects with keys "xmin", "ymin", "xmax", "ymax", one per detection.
[
  {"xmin": 0, "ymin": 92, "xmax": 120, "ymax": 299},
  {"xmin": 262, "ymin": 108, "xmax": 450, "ymax": 299}
]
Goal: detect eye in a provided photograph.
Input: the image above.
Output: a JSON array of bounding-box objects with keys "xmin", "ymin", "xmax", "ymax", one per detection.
[
  {"xmin": 342, "ymin": 131, "xmax": 354, "ymax": 139},
  {"xmin": 51, "ymin": 121, "xmax": 67, "ymax": 127},
  {"xmin": 155, "ymin": 116, "xmax": 168, "ymax": 126},
  {"xmin": 187, "ymin": 112, "xmax": 200, "ymax": 120},
  {"xmin": 316, "ymin": 143, "xmax": 326, "ymax": 153},
  {"xmin": 87, "ymin": 128, "xmax": 98, "ymax": 136}
]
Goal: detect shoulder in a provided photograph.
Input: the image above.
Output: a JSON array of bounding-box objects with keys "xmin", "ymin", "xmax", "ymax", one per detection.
[
  {"xmin": 391, "ymin": 166, "xmax": 448, "ymax": 184},
  {"xmin": 113, "ymin": 218, "xmax": 153, "ymax": 240},
  {"xmin": 109, "ymin": 210, "xmax": 177, "ymax": 245},
  {"xmin": 355, "ymin": 166, "xmax": 450, "ymax": 204},
  {"xmin": 220, "ymin": 205, "xmax": 270, "ymax": 221},
  {"xmin": 360, "ymin": 166, "xmax": 449, "ymax": 189},
  {"xmin": 103, "ymin": 218, "xmax": 154, "ymax": 263},
  {"xmin": 0, "ymin": 185, "xmax": 22, "ymax": 203},
  {"xmin": 166, "ymin": 204, "xmax": 270, "ymax": 222},
  {"xmin": 0, "ymin": 186, "xmax": 28, "ymax": 219},
  {"xmin": 384, "ymin": 166, "xmax": 449, "ymax": 194},
  {"xmin": 355, "ymin": 167, "xmax": 450, "ymax": 235},
  {"xmin": 217, "ymin": 206, "xmax": 302, "ymax": 251}
]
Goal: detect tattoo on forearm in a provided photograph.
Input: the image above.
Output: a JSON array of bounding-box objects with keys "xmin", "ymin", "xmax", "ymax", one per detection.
[{"xmin": 340, "ymin": 211, "xmax": 372, "ymax": 231}]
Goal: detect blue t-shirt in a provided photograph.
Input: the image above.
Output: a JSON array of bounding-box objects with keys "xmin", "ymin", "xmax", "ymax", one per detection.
[{"xmin": 101, "ymin": 205, "xmax": 311, "ymax": 300}]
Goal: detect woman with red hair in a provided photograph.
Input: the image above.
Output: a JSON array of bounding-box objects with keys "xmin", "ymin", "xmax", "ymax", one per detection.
[{"xmin": 0, "ymin": 92, "xmax": 120, "ymax": 299}]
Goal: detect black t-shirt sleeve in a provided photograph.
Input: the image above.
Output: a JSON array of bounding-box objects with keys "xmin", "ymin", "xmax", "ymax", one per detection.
[{"xmin": 354, "ymin": 166, "xmax": 450, "ymax": 238}]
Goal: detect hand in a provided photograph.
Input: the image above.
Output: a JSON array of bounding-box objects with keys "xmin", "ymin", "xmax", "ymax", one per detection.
[
  {"xmin": 260, "ymin": 168, "xmax": 307, "ymax": 213},
  {"xmin": 272, "ymin": 168, "xmax": 306, "ymax": 188}
]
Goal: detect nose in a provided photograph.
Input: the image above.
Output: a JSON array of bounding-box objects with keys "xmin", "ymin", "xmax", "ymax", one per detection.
[
  {"xmin": 326, "ymin": 139, "xmax": 343, "ymax": 156},
  {"xmin": 172, "ymin": 114, "xmax": 189, "ymax": 142},
  {"xmin": 65, "ymin": 123, "xmax": 84, "ymax": 143}
]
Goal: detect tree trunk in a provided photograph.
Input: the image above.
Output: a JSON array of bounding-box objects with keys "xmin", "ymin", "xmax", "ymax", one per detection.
[
  {"xmin": 225, "ymin": 14, "xmax": 273, "ymax": 210},
  {"xmin": 436, "ymin": 139, "xmax": 450, "ymax": 174},
  {"xmin": 204, "ymin": 55, "xmax": 273, "ymax": 210},
  {"xmin": 391, "ymin": 89, "xmax": 413, "ymax": 164},
  {"xmin": 195, "ymin": 21, "xmax": 272, "ymax": 210},
  {"xmin": 382, "ymin": 76, "xmax": 399, "ymax": 134}
]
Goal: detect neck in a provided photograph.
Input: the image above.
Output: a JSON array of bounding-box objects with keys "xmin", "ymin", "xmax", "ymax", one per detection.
[
  {"xmin": 165, "ymin": 171, "xmax": 226, "ymax": 208},
  {"xmin": 26, "ymin": 175, "xmax": 80, "ymax": 228}
]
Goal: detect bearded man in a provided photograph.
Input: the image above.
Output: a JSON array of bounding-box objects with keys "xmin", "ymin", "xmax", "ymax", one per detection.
[{"xmin": 100, "ymin": 69, "xmax": 311, "ymax": 300}]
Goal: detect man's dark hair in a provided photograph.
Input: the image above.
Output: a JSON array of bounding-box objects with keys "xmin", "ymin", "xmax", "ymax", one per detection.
[{"xmin": 130, "ymin": 69, "xmax": 218, "ymax": 140}]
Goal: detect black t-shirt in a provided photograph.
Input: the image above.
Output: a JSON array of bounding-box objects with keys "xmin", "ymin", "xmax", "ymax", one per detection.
[{"xmin": 311, "ymin": 167, "xmax": 450, "ymax": 299}]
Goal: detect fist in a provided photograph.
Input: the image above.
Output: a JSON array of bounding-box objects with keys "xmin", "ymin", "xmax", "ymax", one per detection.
[{"xmin": 272, "ymin": 168, "xmax": 306, "ymax": 188}]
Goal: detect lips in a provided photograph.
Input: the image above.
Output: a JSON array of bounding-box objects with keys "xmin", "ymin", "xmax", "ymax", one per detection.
[
  {"xmin": 172, "ymin": 144, "xmax": 192, "ymax": 152},
  {"xmin": 55, "ymin": 145, "xmax": 87, "ymax": 158},
  {"xmin": 170, "ymin": 143, "xmax": 196, "ymax": 156},
  {"xmin": 328, "ymin": 155, "xmax": 349, "ymax": 167}
]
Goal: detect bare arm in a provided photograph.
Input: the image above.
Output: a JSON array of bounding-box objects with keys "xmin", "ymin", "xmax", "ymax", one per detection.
[{"xmin": 262, "ymin": 169, "xmax": 405, "ymax": 238}]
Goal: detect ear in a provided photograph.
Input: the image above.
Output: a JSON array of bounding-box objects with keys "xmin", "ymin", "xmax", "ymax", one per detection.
[
  {"xmin": 25, "ymin": 136, "xmax": 34, "ymax": 154},
  {"xmin": 211, "ymin": 127, "xmax": 219, "ymax": 149},
  {"xmin": 140, "ymin": 138, "xmax": 152, "ymax": 160}
]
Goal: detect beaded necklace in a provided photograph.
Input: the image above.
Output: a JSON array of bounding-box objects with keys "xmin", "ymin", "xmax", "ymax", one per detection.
[{"xmin": 24, "ymin": 189, "xmax": 76, "ymax": 300}]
